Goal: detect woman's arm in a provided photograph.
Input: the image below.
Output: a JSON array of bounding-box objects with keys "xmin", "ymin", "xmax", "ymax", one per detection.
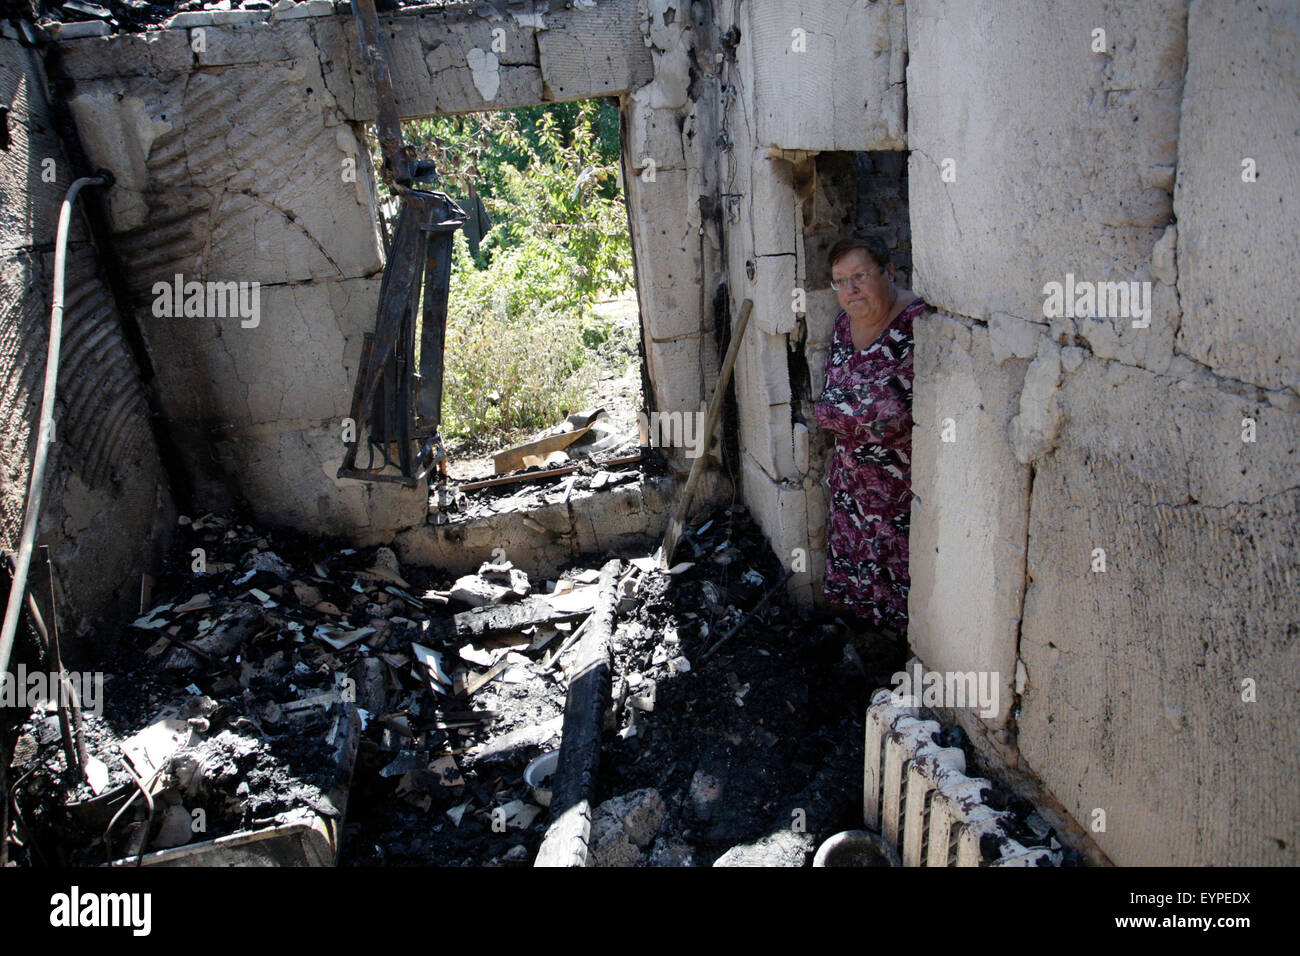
[{"xmin": 815, "ymin": 372, "xmax": 912, "ymax": 447}]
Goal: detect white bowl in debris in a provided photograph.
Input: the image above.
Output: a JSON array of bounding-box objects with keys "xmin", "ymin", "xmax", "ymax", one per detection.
[
  {"xmin": 524, "ymin": 750, "xmax": 559, "ymax": 808},
  {"xmin": 812, "ymin": 830, "xmax": 900, "ymax": 867}
]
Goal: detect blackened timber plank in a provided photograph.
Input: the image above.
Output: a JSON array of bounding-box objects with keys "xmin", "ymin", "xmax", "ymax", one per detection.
[
  {"xmin": 533, "ymin": 559, "xmax": 621, "ymax": 867},
  {"xmin": 430, "ymin": 595, "xmax": 579, "ymax": 640}
]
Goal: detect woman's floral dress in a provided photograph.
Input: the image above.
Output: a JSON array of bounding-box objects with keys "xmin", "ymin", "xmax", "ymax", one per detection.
[{"xmin": 813, "ymin": 298, "xmax": 925, "ymax": 633}]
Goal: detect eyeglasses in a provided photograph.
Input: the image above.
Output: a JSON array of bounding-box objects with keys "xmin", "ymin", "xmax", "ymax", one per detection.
[{"xmin": 830, "ymin": 265, "xmax": 886, "ymax": 291}]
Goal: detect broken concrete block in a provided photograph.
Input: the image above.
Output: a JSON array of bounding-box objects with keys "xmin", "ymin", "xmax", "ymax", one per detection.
[
  {"xmin": 712, "ymin": 829, "xmax": 815, "ymax": 867},
  {"xmin": 988, "ymin": 311, "xmax": 1045, "ymax": 365},
  {"xmin": 450, "ymin": 575, "xmax": 509, "ymax": 607},
  {"xmin": 163, "ymin": 11, "xmax": 214, "ymax": 27},
  {"xmin": 599, "ymin": 788, "xmax": 666, "ymax": 846},
  {"xmin": 479, "ymin": 560, "xmax": 530, "ymax": 596},
  {"xmin": 48, "ymin": 20, "xmax": 111, "ymax": 39},
  {"xmin": 209, "ymin": 10, "xmax": 269, "ymax": 25},
  {"xmin": 152, "ymin": 804, "xmax": 195, "ymax": 849},
  {"xmin": 628, "ymin": 678, "xmax": 656, "ymax": 713},
  {"xmin": 273, "ymin": 0, "xmax": 334, "ymax": 17},
  {"xmin": 1008, "ymin": 348, "xmax": 1063, "ymax": 465},
  {"xmin": 446, "ymin": 595, "xmax": 579, "ymax": 640},
  {"xmin": 589, "ymin": 788, "xmax": 666, "ymax": 867},
  {"xmin": 469, "ymin": 716, "xmax": 564, "ymax": 767},
  {"xmin": 687, "ymin": 770, "xmax": 723, "ymax": 822}
]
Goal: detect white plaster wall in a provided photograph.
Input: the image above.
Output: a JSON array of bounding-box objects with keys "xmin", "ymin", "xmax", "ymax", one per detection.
[
  {"xmin": 1174, "ymin": 0, "xmax": 1300, "ymax": 391},
  {"xmin": 906, "ymin": 0, "xmax": 1185, "ymax": 377},
  {"xmin": 905, "ymin": 0, "xmax": 1300, "ymax": 864},
  {"xmin": 909, "ymin": 312, "xmax": 1028, "ymax": 729}
]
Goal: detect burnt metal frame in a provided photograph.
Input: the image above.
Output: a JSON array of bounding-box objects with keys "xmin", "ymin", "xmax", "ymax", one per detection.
[{"xmin": 338, "ymin": 0, "xmax": 466, "ymax": 487}]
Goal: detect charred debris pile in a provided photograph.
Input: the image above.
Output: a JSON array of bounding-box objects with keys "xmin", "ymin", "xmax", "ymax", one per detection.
[{"xmin": 5, "ymin": 504, "xmax": 911, "ymax": 866}]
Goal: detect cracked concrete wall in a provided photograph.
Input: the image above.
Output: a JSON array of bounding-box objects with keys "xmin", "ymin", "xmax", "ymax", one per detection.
[
  {"xmin": 623, "ymin": 0, "xmax": 725, "ymax": 465},
  {"xmin": 721, "ymin": 0, "xmax": 903, "ymax": 604},
  {"xmin": 910, "ymin": 312, "xmax": 1027, "ymax": 733},
  {"xmin": 52, "ymin": 0, "xmax": 726, "ymax": 542},
  {"xmin": 1018, "ymin": 357, "xmax": 1300, "ymax": 866},
  {"xmin": 1, "ymin": 32, "xmax": 173, "ymax": 648},
  {"xmin": 906, "ymin": 0, "xmax": 1299, "ymax": 864},
  {"xmin": 60, "ymin": 23, "xmax": 419, "ymax": 540}
]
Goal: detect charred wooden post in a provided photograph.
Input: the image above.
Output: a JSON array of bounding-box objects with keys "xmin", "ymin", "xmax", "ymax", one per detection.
[
  {"xmin": 659, "ymin": 298, "xmax": 753, "ymax": 568},
  {"xmin": 533, "ymin": 559, "xmax": 622, "ymax": 867},
  {"xmin": 338, "ymin": 0, "xmax": 467, "ymax": 486},
  {"xmin": 350, "ymin": 0, "xmax": 410, "ymax": 188}
]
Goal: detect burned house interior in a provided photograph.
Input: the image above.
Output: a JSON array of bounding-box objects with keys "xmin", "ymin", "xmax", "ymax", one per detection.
[{"xmin": 1, "ymin": 0, "xmax": 1296, "ymax": 879}]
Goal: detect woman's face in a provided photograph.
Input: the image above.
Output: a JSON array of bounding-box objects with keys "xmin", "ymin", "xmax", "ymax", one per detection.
[{"xmin": 832, "ymin": 248, "xmax": 894, "ymax": 324}]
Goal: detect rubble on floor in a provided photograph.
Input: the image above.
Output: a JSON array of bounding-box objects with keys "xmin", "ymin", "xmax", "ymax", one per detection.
[
  {"xmin": 5, "ymin": 512, "xmax": 376, "ymax": 864},
  {"xmin": 6, "ymin": 499, "xmax": 1061, "ymax": 867},
  {"xmin": 489, "ymin": 408, "xmax": 629, "ymax": 474},
  {"xmin": 431, "ymin": 448, "xmax": 652, "ymax": 523},
  {"xmin": 344, "ymin": 503, "xmax": 905, "ymax": 866}
]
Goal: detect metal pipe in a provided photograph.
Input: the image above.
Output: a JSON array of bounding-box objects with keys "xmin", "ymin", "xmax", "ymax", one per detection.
[{"xmin": 0, "ymin": 176, "xmax": 105, "ymax": 688}]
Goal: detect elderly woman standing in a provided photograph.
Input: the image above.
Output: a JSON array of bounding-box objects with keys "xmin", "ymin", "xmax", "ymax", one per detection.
[{"xmin": 814, "ymin": 236, "xmax": 926, "ymax": 637}]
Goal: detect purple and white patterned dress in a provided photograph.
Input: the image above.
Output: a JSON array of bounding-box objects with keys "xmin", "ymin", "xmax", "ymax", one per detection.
[{"xmin": 813, "ymin": 298, "xmax": 925, "ymax": 633}]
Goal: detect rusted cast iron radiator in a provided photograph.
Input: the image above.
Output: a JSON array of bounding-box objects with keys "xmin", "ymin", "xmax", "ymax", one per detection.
[{"xmin": 864, "ymin": 688, "xmax": 1061, "ymax": 867}]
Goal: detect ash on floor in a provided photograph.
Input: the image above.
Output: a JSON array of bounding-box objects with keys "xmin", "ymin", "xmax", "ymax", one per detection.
[
  {"xmin": 6, "ymin": 503, "xmax": 909, "ymax": 868},
  {"xmin": 5, "ymin": 512, "xmax": 408, "ymax": 865},
  {"xmin": 342, "ymin": 503, "xmax": 907, "ymax": 867}
]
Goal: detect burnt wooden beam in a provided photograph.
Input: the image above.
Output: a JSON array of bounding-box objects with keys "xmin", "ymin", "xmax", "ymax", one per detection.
[
  {"xmin": 533, "ymin": 559, "xmax": 621, "ymax": 867},
  {"xmin": 427, "ymin": 595, "xmax": 583, "ymax": 641},
  {"xmin": 350, "ymin": 0, "xmax": 410, "ymax": 186},
  {"xmin": 455, "ymin": 452, "xmax": 644, "ymax": 492}
]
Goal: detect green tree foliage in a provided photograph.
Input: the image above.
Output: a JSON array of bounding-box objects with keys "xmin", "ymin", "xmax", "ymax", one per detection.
[
  {"xmin": 441, "ymin": 231, "xmax": 595, "ymax": 440},
  {"xmin": 388, "ymin": 100, "xmax": 634, "ymax": 440}
]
